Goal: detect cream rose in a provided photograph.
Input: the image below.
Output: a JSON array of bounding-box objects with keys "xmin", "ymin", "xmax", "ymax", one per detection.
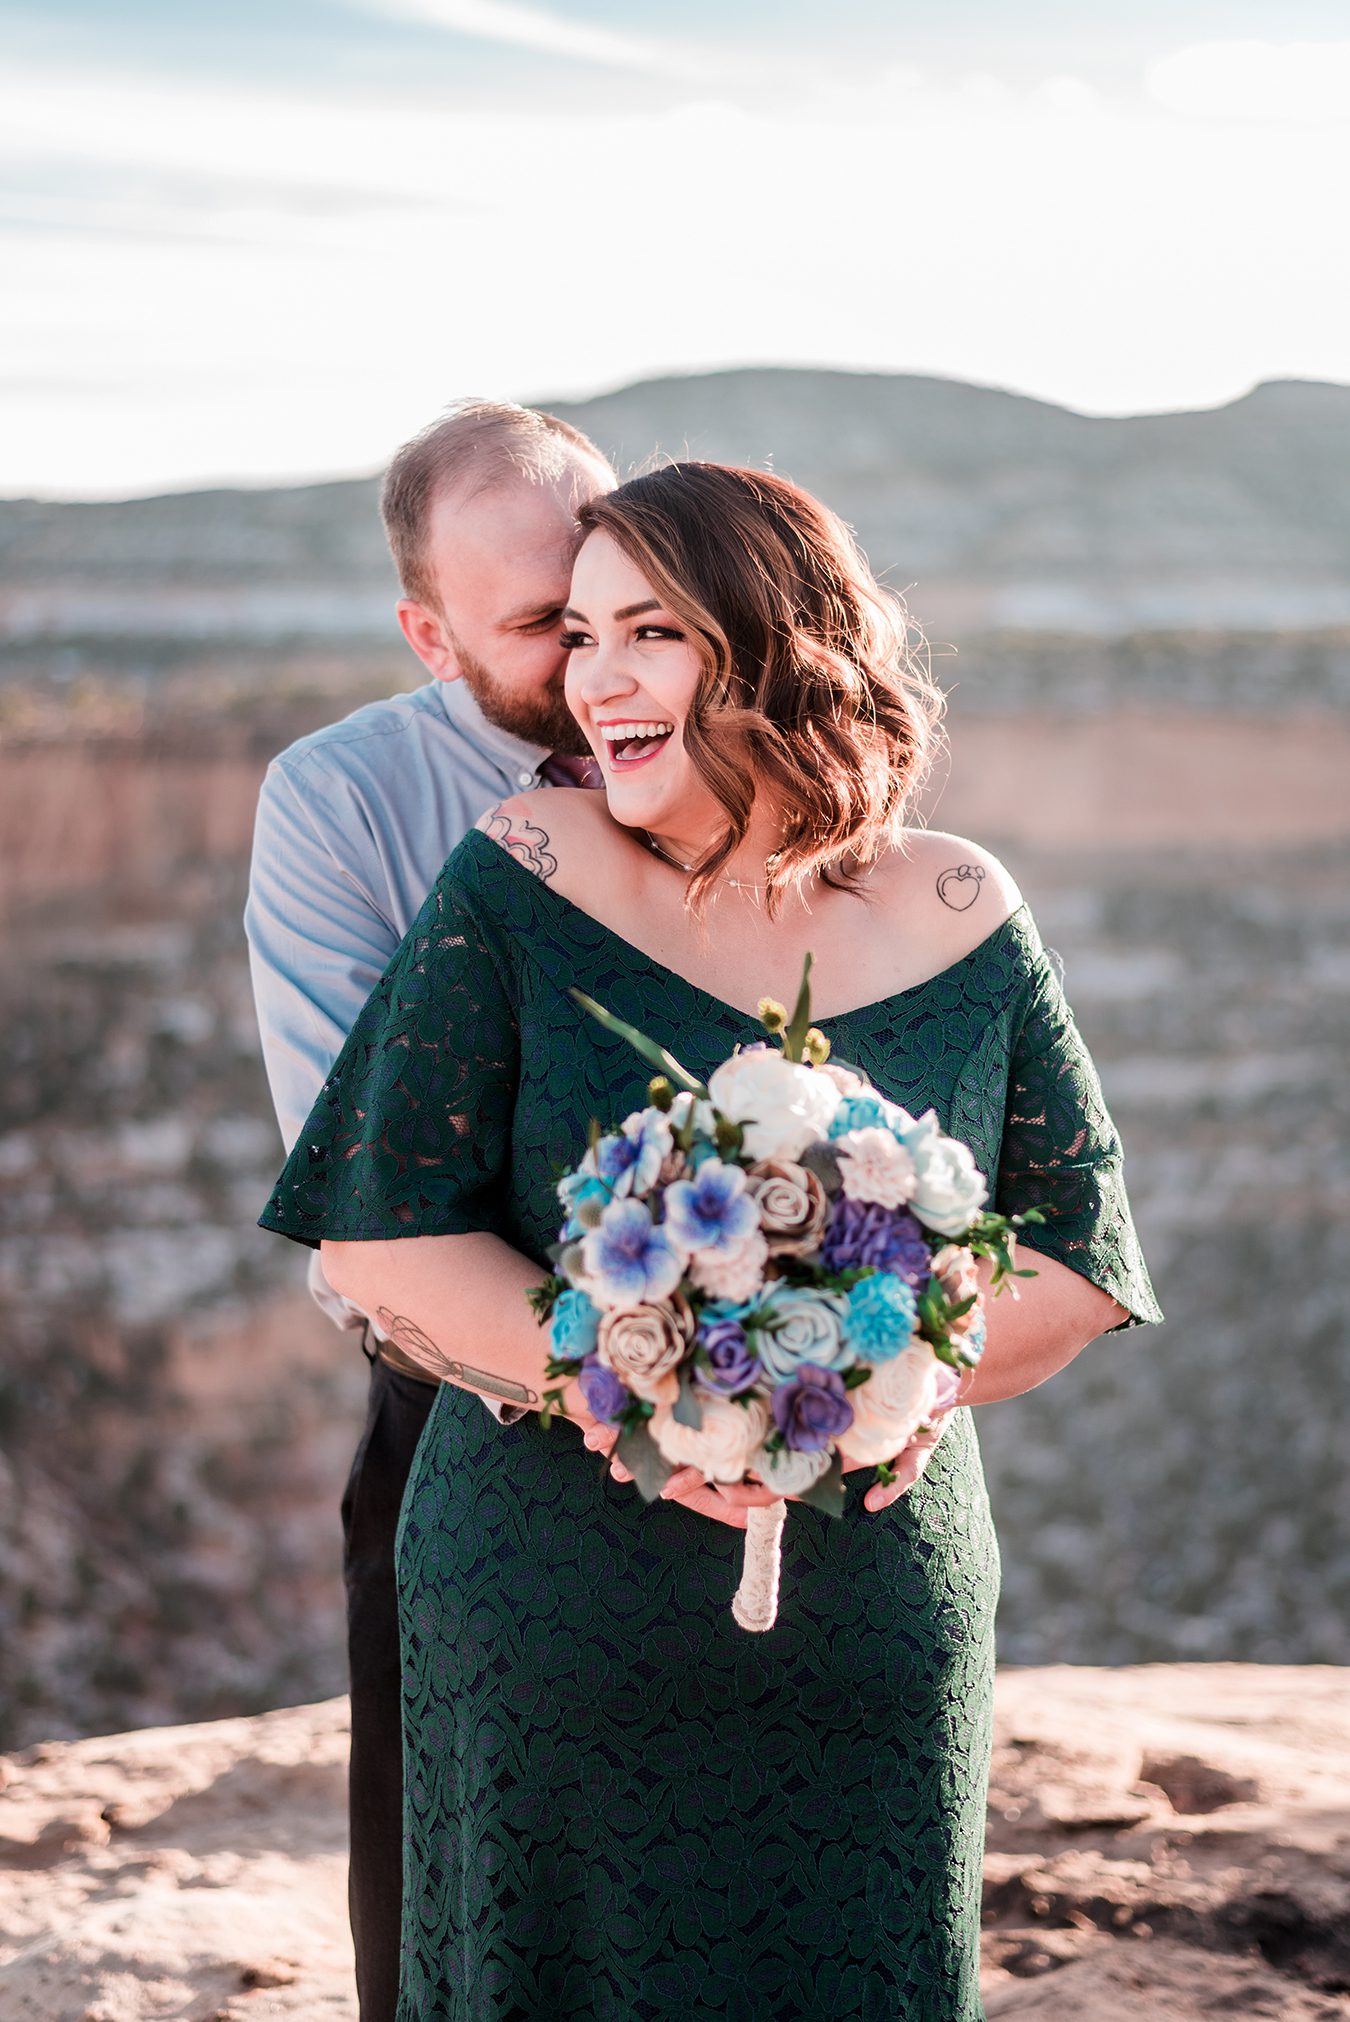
[
  {"xmin": 707, "ymin": 1048, "xmax": 840, "ymax": 1162},
  {"xmin": 748, "ymin": 1442, "xmax": 833, "ymax": 1497},
  {"xmin": 650, "ymin": 1391, "xmax": 771, "ymax": 1482},
  {"xmin": 747, "ymin": 1159, "xmax": 830, "ymax": 1257},
  {"xmin": 931, "ymin": 1242, "xmax": 984, "ymax": 1335},
  {"xmin": 835, "ymin": 1126, "xmax": 919, "ymax": 1210},
  {"xmin": 596, "ymin": 1297, "xmax": 695, "ymax": 1404},
  {"xmin": 688, "ymin": 1226, "xmax": 769, "ymax": 1303},
  {"xmin": 839, "ymin": 1342, "xmax": 943, "ymax": 1466},
  {"xmin": 909, "ymin": 1131, "xmax": 988, "ymax": 1237}
]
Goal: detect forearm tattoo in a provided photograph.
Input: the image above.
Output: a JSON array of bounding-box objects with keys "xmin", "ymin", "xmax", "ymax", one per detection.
[
  {"xmin": 936, "ymin": 863, "xmax": 986, "ymax": 911},
  {"xmin": 476, "ymin": 808, "xmax": 557, "ymax": 883},
  {"xmin": 375, "ymin": 1308, "xmax": 541, "ymax": 1406}
]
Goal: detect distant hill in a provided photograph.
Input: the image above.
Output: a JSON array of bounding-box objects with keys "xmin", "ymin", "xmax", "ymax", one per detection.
[{"xmin": 2, "ymin": 368, "xmax": 1349, "ymax": 647}]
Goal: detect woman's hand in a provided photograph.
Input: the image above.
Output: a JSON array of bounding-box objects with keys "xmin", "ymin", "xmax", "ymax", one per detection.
[
  {"xmin": 844, "ymin": 1420, "xmax": 948, "ymax": 1513},
  {"xmin": 582, "ymin": 1427, "xmax": 780, "ymax": 1531}
]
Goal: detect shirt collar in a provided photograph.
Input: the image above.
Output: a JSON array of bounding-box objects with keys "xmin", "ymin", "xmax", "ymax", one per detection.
[{"xmin": 434, "ymin": 674, "xmax": 552, "ymax": 784}]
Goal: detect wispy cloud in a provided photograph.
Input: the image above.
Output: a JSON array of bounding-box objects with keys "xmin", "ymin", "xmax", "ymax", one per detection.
[
  {"xmin": 1146, "ymin": 40, "xmax": 1350, "ymax": 121},
  {"xmin": 359, "ymin": 0, "xmax": 711, "ymax": 79}
]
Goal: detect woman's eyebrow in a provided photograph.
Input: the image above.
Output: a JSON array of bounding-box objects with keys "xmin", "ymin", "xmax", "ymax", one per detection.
[{"xmin": 562, "ymin": 599, "xmax": 662, "ymax": 624}]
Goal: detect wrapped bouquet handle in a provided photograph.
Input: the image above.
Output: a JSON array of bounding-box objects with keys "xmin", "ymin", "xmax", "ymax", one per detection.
[{"xmin": 731, "ymin": 1498, "xmax": 788, "ymax": 1632}]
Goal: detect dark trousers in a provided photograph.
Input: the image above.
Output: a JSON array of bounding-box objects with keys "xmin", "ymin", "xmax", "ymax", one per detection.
[{"xmin": 341, "ymin": 1344, "xmax": 438, "ymax": 2022}]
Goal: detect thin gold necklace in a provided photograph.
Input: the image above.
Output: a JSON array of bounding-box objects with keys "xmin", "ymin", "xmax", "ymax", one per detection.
[{"xmin": 641, "ymin": 830, "xmax": 774, "ymax": 894}]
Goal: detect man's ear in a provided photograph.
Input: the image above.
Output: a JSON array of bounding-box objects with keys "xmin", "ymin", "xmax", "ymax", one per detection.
[{"xmin": 396, "ymin": 599, "xmax": 461, "ymax": 681}]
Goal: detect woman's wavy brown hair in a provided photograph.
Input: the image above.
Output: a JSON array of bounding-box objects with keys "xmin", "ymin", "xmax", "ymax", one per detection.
[{"xmin": 576, "ymin": 462, "xmax": 945, "ymax": 917}]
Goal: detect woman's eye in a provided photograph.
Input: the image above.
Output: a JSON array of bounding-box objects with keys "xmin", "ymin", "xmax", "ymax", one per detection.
[
  {"xmin": 558, "ymin": 629, "xmax": 592, "ymax": 651},
  {"xmin": 635, "ymin": 625, "xmax": 684, "ymax": 642}
]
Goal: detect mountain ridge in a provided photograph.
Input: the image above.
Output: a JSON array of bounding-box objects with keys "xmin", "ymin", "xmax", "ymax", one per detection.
[{"xmin": 2, "ymin": 367, "xmax": 1348, "ymax": 638}]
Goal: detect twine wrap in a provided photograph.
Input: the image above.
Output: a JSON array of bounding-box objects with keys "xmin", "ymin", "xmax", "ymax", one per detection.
[{"xmin": 731, "ymin": 1498, "xmax": 788, "ymax": 1631}]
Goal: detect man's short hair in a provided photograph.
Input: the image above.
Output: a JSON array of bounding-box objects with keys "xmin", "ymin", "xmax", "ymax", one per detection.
[{"xmin": 380, "ymin": 400, "xmax": 614, "ymax": 607}]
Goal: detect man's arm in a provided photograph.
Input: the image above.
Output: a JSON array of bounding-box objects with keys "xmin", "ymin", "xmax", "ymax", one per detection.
[{"xmin": 245, "ymin": 758, "xmax": 397, "ymax": 1155}]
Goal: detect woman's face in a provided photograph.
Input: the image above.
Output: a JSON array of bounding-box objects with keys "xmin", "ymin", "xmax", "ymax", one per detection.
[{"xmin": 563, "ymin": 529, "xmax": 720, "ymax": 840}]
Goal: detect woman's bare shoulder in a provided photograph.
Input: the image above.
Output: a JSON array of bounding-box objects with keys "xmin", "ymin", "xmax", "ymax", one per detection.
[
  {"xmin": 473, "ymin": 787, "xmax": 617, "ymax": 892},
  {"xmin": 877, "ymin": 829, "xmax": 1024, "ymax": 960}
]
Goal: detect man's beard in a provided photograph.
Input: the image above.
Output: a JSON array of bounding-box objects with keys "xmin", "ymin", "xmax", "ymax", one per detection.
[{"xmin": 456, "ymin": 642, "xmax": 589, "ymax": 755}]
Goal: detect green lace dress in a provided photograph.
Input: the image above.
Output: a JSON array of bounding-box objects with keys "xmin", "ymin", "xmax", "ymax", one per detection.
[{"xmin": 261, "ymin": 827, "xmax": 1160, "ymax": 2022}]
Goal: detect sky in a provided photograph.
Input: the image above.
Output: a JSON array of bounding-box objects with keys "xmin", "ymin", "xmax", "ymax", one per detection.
[{"xmin": 3, "ymin": 1, "xmax": 1349, "ymax": 497}]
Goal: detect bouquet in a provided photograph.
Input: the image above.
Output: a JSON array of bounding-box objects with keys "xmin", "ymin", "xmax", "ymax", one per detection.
[{"xmin": 528, "ymin": 957, "xmax": 1040, "ymax": 1631}]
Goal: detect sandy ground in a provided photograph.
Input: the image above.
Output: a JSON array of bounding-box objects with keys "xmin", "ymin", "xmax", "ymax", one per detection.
[{"xmin": 2, "ymin": 1666, "xmax": 1347, "ymax": 2021}]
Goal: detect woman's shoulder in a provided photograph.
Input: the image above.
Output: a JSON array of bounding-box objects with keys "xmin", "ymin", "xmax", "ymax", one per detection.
[
  {"xmin": 878, "ymin": 828, "xmax": 1027, "ymax": 967},
  {"xmin": 471, "ymin": 787, "xmax": 625, "ymax": 900}
]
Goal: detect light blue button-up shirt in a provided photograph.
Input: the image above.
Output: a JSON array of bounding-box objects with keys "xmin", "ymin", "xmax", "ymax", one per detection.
[{"xmin": 245, "ymin": 675, "xmax": 560, "ymax": 1399}]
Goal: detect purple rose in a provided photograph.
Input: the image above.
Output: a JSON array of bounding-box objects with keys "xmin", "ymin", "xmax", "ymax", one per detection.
[
  {"xmin": 697, "ymin": 1318, "xmax": 761, "ymax": 1397},
  {"xmin": 770, "ymin": 1364, "xmax": 854, "ymax": 1452},
  {"xmin": 821, "ymin": 1197, "xmax": 931, "ymax": 1286},
  {"xmin": 577, "ymin": 1354, "xmax": 631, "ymax": 1426}
]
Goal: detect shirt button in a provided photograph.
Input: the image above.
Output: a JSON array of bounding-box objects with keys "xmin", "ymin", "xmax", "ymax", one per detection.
[{"xmin": 517, "ymin": 770, "xmax": 533, "ymax": 786}]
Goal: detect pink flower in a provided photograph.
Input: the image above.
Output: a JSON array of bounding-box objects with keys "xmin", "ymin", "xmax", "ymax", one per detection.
[
  {"xmin": 688, "ymin": 1227, "xmax": 770, "ymax": 1303},
  {"xmin": 835, "ymin": 1127, "xmax": 919, "ymax": 1210}
]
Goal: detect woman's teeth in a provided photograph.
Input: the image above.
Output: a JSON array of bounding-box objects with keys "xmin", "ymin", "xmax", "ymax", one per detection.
[{"xmin": 597, "ymin": 722, "xmax": 675, "ymax": 766}]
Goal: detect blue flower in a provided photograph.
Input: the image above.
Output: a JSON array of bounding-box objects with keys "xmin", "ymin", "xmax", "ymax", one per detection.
[
  {"xmin": 581, "ymin": 1197, "xmax": 686, "ymax": 1308},
  {"xmin": 549, "ymin": 1288, "xmax": 601, "ymax": 1362},
  {"xmin": 577, "ymin": 1354, "xmax": 630, "ymax": 1425},
  {"xmin": 821, "ymin": 1198, "xmax": 932, "ymax": 1285},
  {"xmin": 585, "ymin": 1106, "xmax": 673, "ymax": 1201},
  {"xmin": 844, "ymin": 1273, "xmax": 918, "ymax": 1363},
  {"xmin": 756, "ymin": 1288, "xmax": 854, "ymax": 1383},
  {"xmin": 696, "ymin": 1317, "xmax": 762, "ymax": 1396},
  {"xmin": 828, "ymin": 1094, "xmax": 893, "ymax": 1139},
  {"xmin": 556, "ymin": 1170, "xmax": 611, "ymax": 1239},
  {"xmin": 770, "ymin": 1364, "xmax": 854, "ymax": 1451},
  {"xmin": 961, "ymin": 1306, "xmax": 987, "ymax": 1364},
  {"xmin": 664, "ymin": 1159, "xmax": 760, "ymax": 1254}
]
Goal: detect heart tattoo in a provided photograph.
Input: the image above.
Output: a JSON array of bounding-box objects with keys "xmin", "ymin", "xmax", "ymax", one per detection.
[{"xmin": 936, "ymin": 864, "xmax": 985, "ymax": 911}]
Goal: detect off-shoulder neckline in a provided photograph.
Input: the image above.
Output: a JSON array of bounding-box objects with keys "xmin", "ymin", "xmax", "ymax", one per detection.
[{"xmin": 459, "ymin": 825, "xmax": 1035, "ymax": 1030}]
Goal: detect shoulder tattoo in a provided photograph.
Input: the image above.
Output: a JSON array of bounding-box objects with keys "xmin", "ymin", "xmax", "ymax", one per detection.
[
  {"xmin": 476, "ymin": 807, "xmax": 558, "ymax": 883},
  {"xmin": 936, "ymin": 863, "xmax": 986, "ymax": 912},
  {"xmin": 375, "ymin": 1308, "xmax": 541, "ymax": 1406}
]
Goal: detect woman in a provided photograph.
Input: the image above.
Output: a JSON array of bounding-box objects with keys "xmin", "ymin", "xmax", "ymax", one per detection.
[{"xmin": 262, "ymin": 463, "xmax": 1160, "ymax": 2021}]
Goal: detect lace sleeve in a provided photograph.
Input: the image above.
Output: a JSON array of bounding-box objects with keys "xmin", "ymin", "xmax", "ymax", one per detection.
[
  {"xmin": 259, "ymin": 867, "xmax": 518, "ymax": 1248},
  {"xmin": 995, "ymin": 955, "xmax": 1162, "ymax": 1330}
]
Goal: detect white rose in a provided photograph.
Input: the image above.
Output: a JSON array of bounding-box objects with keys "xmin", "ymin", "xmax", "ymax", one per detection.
[
  {"xmin": 835, "ymin": 1127, "xmax": 919, "ymax": 1210},
  {"xmin": 650, "ymin": 1392, "xmax": 771, "ymax": 1483},
  {"xmin": 909, "ymin": 1130, "xmax": 988, "ymax": 1237},
  {"xmin": 748, "ymin": 1442, "xmax": 832, "ymax": 1497},
  {"xmin": 839, "ymin": 1343, "xmax": 942, "ymax": 1466},
  {"xmin": 707, "ymin": 1048, "xmax": 840, "ymax": 1162}
]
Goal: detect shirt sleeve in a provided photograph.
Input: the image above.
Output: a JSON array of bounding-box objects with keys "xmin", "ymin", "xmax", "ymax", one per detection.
[
  {"xmin": 245, "ymin": 758, "xmax": 404, "ymax": 1156},
  {"xmin": 259, "ymin": 862, "xmax": 518, "ymax": 1250},
  {"xmin": 995, "ymin": 953, "xmax": 1163, "ymax": 1330}
]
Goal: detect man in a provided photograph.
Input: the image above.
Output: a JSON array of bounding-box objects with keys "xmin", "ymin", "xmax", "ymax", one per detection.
[{"xmin": 245, "ymin": 401, "xmax": 615, "ymax": 2022}]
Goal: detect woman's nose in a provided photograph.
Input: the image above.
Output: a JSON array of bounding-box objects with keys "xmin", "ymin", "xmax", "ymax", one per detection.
[{"xmin": 576, "ymin": 645, "xmax": 639, "ymax": 706}]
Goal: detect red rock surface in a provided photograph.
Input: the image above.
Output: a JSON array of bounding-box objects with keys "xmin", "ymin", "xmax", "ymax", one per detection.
[{"xmin": 2, "ymin": 1666, "xmax": 1346, "ymax": 2021}]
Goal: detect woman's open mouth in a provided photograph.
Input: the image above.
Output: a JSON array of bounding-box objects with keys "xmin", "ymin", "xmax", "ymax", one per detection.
[{"xmin": 596, "ymin": 720, "xmax": 676, "ymax": 771}]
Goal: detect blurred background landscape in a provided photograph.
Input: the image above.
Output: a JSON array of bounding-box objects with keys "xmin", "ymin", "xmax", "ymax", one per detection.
[{"xmin": 2, "ymin": 361, "xmax": 1348, "ymax": 1748}]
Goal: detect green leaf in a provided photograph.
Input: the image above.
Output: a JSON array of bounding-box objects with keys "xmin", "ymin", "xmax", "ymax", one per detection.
[
  {"xmin": 673, "ymin": 1364, "xmax": 704, "ymax": 1429},
  {"xmin": 781, "ymin": 951, "xmax": 816, "ymax": 1063},
  {"xmin": 538, "ymin": 1386, "xmax": 567, "ymax": 1429},
  {"xmin": 615, "ymin": 1419, "xmax": 676, "ymax": 1501},
  {"xmin": 842, "ymin": 1364, "xmax": 873, "ymax": 1389},
  {"xmin": 793, "ymin": 1451, "xmax": 846, "ymax": 1518},
  {"xmin": 569, "ymin": 989, "xmax": 706, "ymax": 1095},
  {"xmin": 874, "ymin": 1460, "xmax": 898, "ymax": 1487}
]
